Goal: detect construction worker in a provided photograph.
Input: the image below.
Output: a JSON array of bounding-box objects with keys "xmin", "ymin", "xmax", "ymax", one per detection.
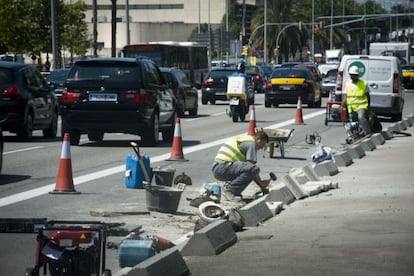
[
  {"xmin": 342, "ymin": 65, "xmax": 371, "ymax": 136},
  {"xmin": 212, "ymin": 131, "xmax": 271, "ymax": 201}
]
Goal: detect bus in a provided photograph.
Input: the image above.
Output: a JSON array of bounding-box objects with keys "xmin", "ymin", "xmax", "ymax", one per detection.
[
  {"xmin": 121, "ymin": 41, "xmax": 208, "ymax": 86},
  {"xmin": 369, "ymin": 42, "xmax": 412, "ymax": 65}
]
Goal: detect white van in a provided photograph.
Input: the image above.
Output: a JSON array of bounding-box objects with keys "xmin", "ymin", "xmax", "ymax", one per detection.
[{"xmin": 335, "ymin": 55, "xmax": 404, "ymax": 121}]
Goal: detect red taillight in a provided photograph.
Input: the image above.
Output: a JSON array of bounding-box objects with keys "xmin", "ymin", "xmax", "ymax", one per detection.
[
  {"xmin": 126, "ymin": 93, "xmax": 147, "ymax": 104},
  {"xmin": 323, "ymin": 79, "xmax": 330, "ymax": 84},
  {"xmin": 203, "ymin": 78, "xmax": 213, "ymax": 86},
  {"xmin": 3, "ymin": 85, "xmax": 21, "ymax": 99},
  {"xmin": 265, "ymin": 80, "xmax": 272, "ymax": 90},
  {"xmin": 61, "ymin": 91, "xmax": 81, "ymax": 103},
  {"xmin": 172, "ymin": 88, "xmax": 179, "ymax": 96},
  {"xmin": 393, "ymin": 73, "xmax": 399, "ymax": 93},
  {"xmin": 336, "ymin": 71, "xmax": 343, "ymax": 92},
  {"xmin": 255, "ymin": 75, "xmax": 261, "ymax": 81}
]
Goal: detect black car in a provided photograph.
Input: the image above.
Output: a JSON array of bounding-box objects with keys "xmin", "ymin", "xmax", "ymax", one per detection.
[
  {"xmin": 201, "ymin": 68, "xmax": 235, "ymax": 104},
  {"xmin": 60, "ymin": 57, "xmax": 177, "ymax": 146},
  {"xmin": 46, "ymin": 68, "xmax": 70, "ymax": 105},
  {"xmin": 0, "ymin": 126, "xmax": 3, "ymax": 173},
  {"xmin": 246, "ymin": 65, "xmax": 266, "ymax": 93},
  {"xmin": 0, "ymin": 61, "xmax": 58, "ymax": 139},
  {"xmin": 160, "ymin": 67, "xmax": 198, "ymax": 117}
]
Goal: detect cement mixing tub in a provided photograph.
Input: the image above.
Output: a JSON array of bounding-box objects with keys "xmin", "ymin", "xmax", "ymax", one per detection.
[{"xmin": 144, "ymin": 183, "xmax": 186, "ymax": 213}]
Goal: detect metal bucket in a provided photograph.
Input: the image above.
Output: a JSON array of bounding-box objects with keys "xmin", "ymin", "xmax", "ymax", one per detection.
[{"xmin": 144, "ymin": 182, "xmax": 185, "ymax": 213}]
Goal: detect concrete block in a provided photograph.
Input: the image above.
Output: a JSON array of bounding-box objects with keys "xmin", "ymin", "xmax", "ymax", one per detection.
[
  {"xmin": 282, "ymin": 174, "xmax": 309, "ymax": 199},
  {"xmin": 265, "ymin": 201, "xmax": 284, "ymax": 216},
  {"xmin": 402, "ymin": 118, "xmax": 412, "ymax": 128},
  {"xmin": 267, "ymin": 183, "xmax": 296, "ymax": 205},
  {"xmin": 381, "ymin": 128, "xmax": 394, "ymax": 140},
  {"xmin": 289, "ymin": 167, "xmax": 310, "ymax": 184},
  {"xmin": 348, "ymin": 144, "xmax": 366, "ymax": 159},
  {"xmin": 397, "ymin": 121, "xmax": 407, "ymax": 130},
  {"xmin": 119, "ymin": 247, "xmax": 190, "ymax": 276},
  {"xmin": 181, "ymin": 220, "xmax": 236, "ymax": 256},
  {"xmin": 360, "ymin": 138, "xmax": 376, "ymax": 152},
  {"xmin": 238, "ymin": 195, "xmax": 273, "ymax": 227},
  {"xmin": 290, "ymin": 166, "xmax": 338, "ymax": 191},
  {"xmin": 371, "ymin": 133, "xmax": 385, "ymax": 146},
  {"xmin": 406, "ymin": 114, "xmax": 414, "ymax": 125},
  {"xmin": 312, "ymin": 160, "xmax": 339, "ymax": 176},
  {"xmin": 302, "ymin": 165, "xmax": 320, "ymax": 181},
  {"xmin": 305, "ymin": 180, "xmax": 339, "ymax": 191},
  {"xmin": 333, "ymin": 150, "xmax": 353, "ymax": 167}
]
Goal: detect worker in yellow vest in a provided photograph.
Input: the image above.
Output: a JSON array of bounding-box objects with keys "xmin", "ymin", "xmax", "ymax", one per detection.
[
  {"xmin": 342, "ymin": 65, "xmax": 371, "ymax": 136},
  {"xmin": 212, "ymin": 131, "xmax": 272, "ymax": 202}
]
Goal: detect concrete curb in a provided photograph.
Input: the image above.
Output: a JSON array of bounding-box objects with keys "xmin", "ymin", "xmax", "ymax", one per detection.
[
  {"xmin": 180, "ymin": 219, "xmax": 237, "ymax": 256},
  {"xmin": 381, "ymin": 128, "xmax": 394, "ymax": 140},
  {"xmin": 371, "ymin": 133, "xmax": 386, "ymax": 146},
  {"xmin": 267, "ymin": 182, "xmax": 296, "ymax": 205},
  {"xmin": 238, "ymin": 195, "xmax": 273, "ymax": 227},
  {"xmin": 360, "ymin": 138, "xmax": 376, "ymax": 152},
  {"xmin": 265, "ymin": 201, "xmax": 284, "ymax": 216},
  {"xmin": 281, "ymin": 174, "xmax": 310, "ymax": 199},
  {"xmin": 333, "ymin": 150, "xmax": 353, "ymax": 167},
  {"xmin": 348, "ymin": 144, "xmax": 366, "ymax": 159},
  {"xmin": 312, "ymin": 159, "xmax": 339, "ymax": 176}
]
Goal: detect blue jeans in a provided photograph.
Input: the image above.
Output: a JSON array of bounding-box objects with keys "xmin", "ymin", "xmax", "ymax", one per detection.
[{"xmin": 212, "ymin": 161, "xmax": 260, "ymax": 196}]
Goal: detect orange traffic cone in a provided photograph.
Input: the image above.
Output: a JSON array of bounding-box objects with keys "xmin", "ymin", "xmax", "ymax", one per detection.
[
  {"xmin": 167, "ymin": 118, "xmax": 188, "ymax": 161},
  {"xmin": 50, "ymin": 133, "xmax": 80, "ymax": 194},
  {"xmin": 248, "ymin": 104, "xmax": 256, "ymax": 136},
  {"xmin": 294, "ymin": 96, "xmax": 304, "ymax": 124}
]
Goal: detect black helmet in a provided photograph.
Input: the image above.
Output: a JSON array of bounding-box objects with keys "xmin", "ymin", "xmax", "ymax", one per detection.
[{"xmin": 237, "ymin": 61, "xmax": 245, "ymax": 73}]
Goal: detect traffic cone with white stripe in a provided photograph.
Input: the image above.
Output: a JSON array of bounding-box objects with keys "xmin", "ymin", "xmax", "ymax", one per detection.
[
  {"xmin": 167, "ymin": 118, "xmax": 187, "ymax": 161},
  {"xmin": 50, "ymin": 133, "xmax": 80, "ymax": 194},
  {"xmin": 248, "ymin": 104, "xmax": 256, "ymax": 135},
  {"xmin": 294, "ymin": 96, "xmax": 304, "ymax": 125}
]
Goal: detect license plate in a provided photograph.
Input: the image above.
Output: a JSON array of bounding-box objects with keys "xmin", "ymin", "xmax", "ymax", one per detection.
[
  {"xmin": 280, "ymin": 85, "xmax": 292, "ymax": 91},
  {"xmin": 89, "ymin": 93, "xmax": 117, "ymax": 102},
  {"xmin": 229, "ymin": 98, "xmax": 239, "ymax": 105}
]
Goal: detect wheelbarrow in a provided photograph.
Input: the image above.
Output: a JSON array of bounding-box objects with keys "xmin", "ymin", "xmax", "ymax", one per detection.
[{"xmin": 261, "ymin": 128, "xmax": 294, "ymax": 158}]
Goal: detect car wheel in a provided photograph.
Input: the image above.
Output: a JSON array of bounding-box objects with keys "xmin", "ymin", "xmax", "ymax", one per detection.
[
  {"xmin": 68, "ymin": 131, "xmax": 81, "ymax": 145},
  {"xmin": 188, "ymin": 105, "xmax": 198, "ymax": 116},
  {"xmin": 0, "ymin": 137, "xmax": 3, "ymax": 174},
  {"xmin": 142, "ymin": 114, "xmax": 159, "ymax": 146},
  {"xmin": 391, "ymin": 112, "xmax": 402, "ymax": 122},
  {"xmin": 88, "ymin": 132, "xmax": 104, "ymax": 142},
  {"xmin": 162, "ymin": 112, "xmax": 176, "ymax": 142},
  {"xmin": 43, "ymin": 110, "xmax": 58, "ymax": 138},
  {"xmin": 17, "ymin": 113, "xmax": 33, "ymax": 139},
  {"xmin": 210, "ymin": 99, "xmax": 216, "ymax": 105},
  {"xmin": 201, "ymin": 97, "xmax": 208, "ymax": 105},
  {"xmin": 265, "ymin": 99, "xmax": 271, "ymax": 108}
]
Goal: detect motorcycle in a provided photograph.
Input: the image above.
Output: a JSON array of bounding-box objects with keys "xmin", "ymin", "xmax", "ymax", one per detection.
[{"xmin": 226, "ymin": 75, "xmax": 254, "ymax": 122}]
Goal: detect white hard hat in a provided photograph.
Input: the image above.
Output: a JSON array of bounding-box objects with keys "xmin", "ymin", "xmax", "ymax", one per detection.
[
  {"xmin": 197, "ymin": 201, "xmax": 227, "ymax": 223},
  {"xmin": 348, "ymin": 66, "xmax": 359, "ymax": 75}
]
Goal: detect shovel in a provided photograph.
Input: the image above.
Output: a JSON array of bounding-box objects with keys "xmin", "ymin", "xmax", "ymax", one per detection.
[{"xmin": 130, "ymin": 141, "xmax": 150, "ymax": 183}]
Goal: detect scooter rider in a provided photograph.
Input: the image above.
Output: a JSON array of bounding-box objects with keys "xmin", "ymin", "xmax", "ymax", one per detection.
[
  {"xmin": 342, "ymin": 65, "xmax": 371, "ymax": 137},
  {"xmin": 231, "ymin": 60, "xmax": 252, "ymax": 103}
]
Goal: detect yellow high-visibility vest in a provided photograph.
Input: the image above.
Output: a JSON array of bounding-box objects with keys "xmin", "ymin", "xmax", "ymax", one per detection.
[
  {"xmin": 215, "ymin": 136, "xmax": 254, "ymax": 162},
  {"xmin": 345, "ymin": 79, "xmax": 369, "ymax": 112}
]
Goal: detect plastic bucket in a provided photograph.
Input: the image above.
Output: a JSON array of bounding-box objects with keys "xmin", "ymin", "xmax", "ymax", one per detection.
[
  {"xmin": 145, "ymin": 184, "xmax": 184, "ymax": 213},
  {"xmin": 151, "ymin": 167, "xmax": 176, "ymax": 186}
]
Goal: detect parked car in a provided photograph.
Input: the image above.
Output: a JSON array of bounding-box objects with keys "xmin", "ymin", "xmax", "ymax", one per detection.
[
  {"xmin": 245, "ymin": 65, "xmax": 266, "ymax": 93},
  {"xmin": 0, "ymin": 126, "xmax": 3, "ymax": 173},
  {"xmin": 201, "ymin": 68, "xmax": 235, "ymax": 104},
  {"xmin": 160, "ymin": 67, "xmax": 198, "ymax": 117},
  {"xmin": 321, "ymin": 68, "xmax": 338, "ymax": 97},
  {"xmin": 265, "ymin": 67, "xmax": 322, "ymax": 108},
  {"xmin": 60, "ymin": 57, "xmax": 177, "ymax": 146},
  {"xmin": 402, "ymin": 64, "xmax": 414, "ymax": 90},
  {"xmin": 0, "ymin": 61, "xmax": 58, "ymax": 139},
  {"xmin": 46, "ymin": 68, "xmax": 70, "ymax": 105},
  {"xmin": 336, "ymin": 55, "xmax": 404, "ymax": 121}
]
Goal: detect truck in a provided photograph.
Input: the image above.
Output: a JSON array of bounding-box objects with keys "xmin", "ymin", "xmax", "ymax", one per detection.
[
  {"xmin": 325, "ymin": 49, "xmax": 343, "ymax": 64},
  {"xmin": 369, "ymin": 42, "xmax": 411, "ymax": 65}
]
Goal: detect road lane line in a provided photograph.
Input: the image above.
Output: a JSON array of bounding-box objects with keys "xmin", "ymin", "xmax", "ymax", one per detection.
[
  {"xmin": 0, "ymin": 110, "xmax": 325, "ymax": 207},
  {"xmin": 4, "ymin": 146, "xmax": 44, "ymax": 155}
]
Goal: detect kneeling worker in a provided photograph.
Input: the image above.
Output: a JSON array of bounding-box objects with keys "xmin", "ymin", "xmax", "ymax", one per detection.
[{"xmin": 212, "ymin": 131, "xmax": 271, "ymax": 200}]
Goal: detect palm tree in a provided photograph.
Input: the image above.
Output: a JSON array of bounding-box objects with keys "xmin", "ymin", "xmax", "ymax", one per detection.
[{"xmin": 250, "ymin": 0, "xmax": 307, "ymax": 64}]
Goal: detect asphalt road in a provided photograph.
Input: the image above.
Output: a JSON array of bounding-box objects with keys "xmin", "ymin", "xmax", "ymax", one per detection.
[{"xmin": 1, "ymin": 91, "xmax": 413, "ymax": 275}]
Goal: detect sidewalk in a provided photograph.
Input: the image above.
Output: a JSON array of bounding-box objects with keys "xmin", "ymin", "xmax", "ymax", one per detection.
[{"xmin": 183, "ymin": 122, "xmax": 414, "ymax": 275}]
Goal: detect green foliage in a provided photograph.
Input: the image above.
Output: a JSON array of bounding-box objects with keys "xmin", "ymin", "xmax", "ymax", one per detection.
[{"xmin": 0, "ymin": 0, "xmax": 89, "ymax": 60}]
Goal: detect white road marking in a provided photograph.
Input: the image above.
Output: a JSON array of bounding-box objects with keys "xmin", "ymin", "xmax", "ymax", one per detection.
[
  {"xmin": 4, "ymin": 146, "xmax": 43, "ymax": 155},
  {"xmin": 0, "ymin": 110, "xmax": 325, "ymax": 207}
]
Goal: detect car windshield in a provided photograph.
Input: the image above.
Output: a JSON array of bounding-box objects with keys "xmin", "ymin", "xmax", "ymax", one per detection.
[
  {"xmin": 47, "ymin": 69, "xmax": 69, "ymax": 82},
  {"xmin": 0, "ymin": 68, "xmax": 14, "ymax": 85},
  {"xmin": 68, "ymin": 63, "xmax": 140, "ymax": 82},
  {"xmin": 209, "ymin": 70, "xmax": 234, "ymax": 78},
  {"xmin": 173, "ymin": 69, "xmax": 191, "ymax": 85},
  {"xmin": 271, "ymin": 69, "xmax": 308, "ymax": 79}
]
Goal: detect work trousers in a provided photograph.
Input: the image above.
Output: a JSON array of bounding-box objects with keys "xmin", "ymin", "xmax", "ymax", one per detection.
[
  {"xmin": 212, "ymin": 161, "xmax": 260, "ymax": 196},
  {"xmin": 350, "ymin": 108, "xmax": 371, "ymax": 135}
]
